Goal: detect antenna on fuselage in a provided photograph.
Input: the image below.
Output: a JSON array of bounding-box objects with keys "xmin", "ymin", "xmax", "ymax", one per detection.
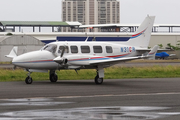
[{"xmin": 85, "ymin": 36, "xmax": 89, "ymax": 42}]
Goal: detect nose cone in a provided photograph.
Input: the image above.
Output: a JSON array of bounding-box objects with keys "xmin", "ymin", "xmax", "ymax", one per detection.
[
  {"xmin": 11, "ymin": 51, "xmax": 39, "ymax": 68},
  {"xmin": 12, "ymin": 52, "xmax": 32, "ymax": 67},
  {"xmin": 12, "ymin": 50, "xmax": 56, "ymax": 69}
]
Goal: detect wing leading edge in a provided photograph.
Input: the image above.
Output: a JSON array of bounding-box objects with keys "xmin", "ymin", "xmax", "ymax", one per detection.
[{"xmin": 88, "ymin": 56, "xmax": 143, "ymax": 65}]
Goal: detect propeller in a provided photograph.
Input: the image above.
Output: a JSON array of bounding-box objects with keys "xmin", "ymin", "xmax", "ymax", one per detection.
[{"xmin": 53, "ymin": 45, "xmax": 68, "ymax": 64}]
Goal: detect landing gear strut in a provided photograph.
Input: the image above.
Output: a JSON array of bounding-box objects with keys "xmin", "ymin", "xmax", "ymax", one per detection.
[
  {"xmin": 94, "ymin": 66, "xmax": 104, "ymax": 85},
  {"xmin": 49, "ymin": 70, "xmax": 58, "ymax": 82},
  {"xmin": 25, "ymin": 71, "xmax": 33, "ymax": 84}
]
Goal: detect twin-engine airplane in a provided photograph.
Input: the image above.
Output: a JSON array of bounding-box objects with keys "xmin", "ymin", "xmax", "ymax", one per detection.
[{"xmin": 6, "ymin": 16, "xmax": 158, "ymax": 84}]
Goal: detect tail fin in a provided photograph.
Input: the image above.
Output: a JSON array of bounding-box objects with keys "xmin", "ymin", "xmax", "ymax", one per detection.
[
  {"xmin": 147, "ymin": 45, "xmax": 158, "ymax": 60},
  {"xmin": 125, "ymin": 16, "xmax": 155, "ymax": 48},
  {"xmin": 5, "ymin": 46, "xmax": 18, "ymax": 58}
]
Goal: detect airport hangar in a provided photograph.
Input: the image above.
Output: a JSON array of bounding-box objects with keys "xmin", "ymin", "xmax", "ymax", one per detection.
[{"xmin": 0, "ymin": 21, "xmax": 180, "ymax": 61}]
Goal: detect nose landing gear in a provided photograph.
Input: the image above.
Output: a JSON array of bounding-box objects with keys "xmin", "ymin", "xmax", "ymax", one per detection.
[{"xmin": 25, "ymin": 71, "xmax": 33, "ymax": 84}]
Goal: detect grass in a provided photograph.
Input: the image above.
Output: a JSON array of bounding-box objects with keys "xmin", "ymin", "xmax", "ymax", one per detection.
[
  {"xmin": 0, "ymin": 62, "xmax": 11, "ymax": 64},
  {"xmin": 105, "ymin": 65, "xmax": 180, "ymax": 79},
  {"xmin": 1, "ymin": 65, "xmax": 180, "ymax": 82}
]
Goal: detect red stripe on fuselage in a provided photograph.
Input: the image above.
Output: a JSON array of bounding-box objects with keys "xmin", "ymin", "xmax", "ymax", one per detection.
[
  {"xmin": 69, "ymin": 53, "xmax": 130, "ymax": 61},
  {"xmin": 27, "ymin": 59, "xmax": 53, "ymax": 63}
]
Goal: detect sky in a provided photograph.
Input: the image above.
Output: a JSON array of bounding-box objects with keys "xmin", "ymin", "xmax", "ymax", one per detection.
[{"xmin": 0, "ymin": 0, "xmax": 180, "ymax": 24}]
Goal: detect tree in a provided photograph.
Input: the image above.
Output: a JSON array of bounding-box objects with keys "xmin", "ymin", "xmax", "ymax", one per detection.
[
  {"xmin": 6, "ymin": 33, "xmax": 13, "ymax": 36},
  {"xmin": 158, "ymin": 44, "xmax": 163, "ymax": 49},
  {"xmin": 167, "ymin": 42, "xmax": 180, "ymax": 50}
]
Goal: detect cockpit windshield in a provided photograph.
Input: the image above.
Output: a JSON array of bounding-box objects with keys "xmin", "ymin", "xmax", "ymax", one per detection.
[{"xmin": 41, "ymin": 44, "xmax": 57, "ymax": 53}]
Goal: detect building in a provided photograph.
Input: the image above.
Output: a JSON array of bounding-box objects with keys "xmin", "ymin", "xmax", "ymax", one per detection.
[{"xmin": 62, "ymin": 0, "xmax": 120, "ymax": 32}]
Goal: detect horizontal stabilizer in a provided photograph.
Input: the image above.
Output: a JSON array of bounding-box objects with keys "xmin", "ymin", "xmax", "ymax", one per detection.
[
  {"xmin": 147, "ymin": 45, "xmax": 159, "ymax": 60},
  {"xmin": 5, "ymin": 46, "xmax": 18, "ymax": 58}
]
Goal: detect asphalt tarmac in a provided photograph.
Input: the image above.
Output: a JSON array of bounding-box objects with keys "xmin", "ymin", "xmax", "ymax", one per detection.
[{"xmin": 0, "ymin": 78, "xmax": 180, "ymax": 119}]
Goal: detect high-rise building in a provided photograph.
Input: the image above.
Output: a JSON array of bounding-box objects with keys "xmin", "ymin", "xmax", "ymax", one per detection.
[{"xmin": 62, "ymin": 0, "xmax": 120, "ymax": 32}]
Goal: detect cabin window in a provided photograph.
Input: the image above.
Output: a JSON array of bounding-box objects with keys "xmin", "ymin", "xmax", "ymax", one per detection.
[
  {"xmin": 58, "ymin": 46, "xmax": 69, "ymax": 53},
  {"xmin": 70, "ymin": 46, "xmax": 78, "ymax": 53},
  {"xmin": 81, "ymin": 46, "xmax": 90, "ymax": 53},
  {"xmin": 106, "ymin": 46, "xmax": 113, "ymax": 53},
  {"xmin": 93, "ymin": 46, "xmax": 102, "ymax": 53}
]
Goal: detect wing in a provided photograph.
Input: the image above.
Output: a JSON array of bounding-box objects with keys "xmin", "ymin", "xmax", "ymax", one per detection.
[
  {"xmin": 88, "ymin": 56, "xmax": 143, "ymax": 65},
  {"xmin": 67, "ymin": 55, "xmax": 144, "ymax": 66}
]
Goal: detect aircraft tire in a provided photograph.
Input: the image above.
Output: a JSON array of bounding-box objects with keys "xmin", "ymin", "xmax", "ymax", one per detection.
[
  {"xmin": 50, "ymin": 73, "xmax": 58, "ymax": 82},
  {"xmin": 25, "ymin": 76, "xmax": 33, "ymax": 84},
  {"xmin": 94, "ymin": 75, "xmax": 103, "ymax": 84}
]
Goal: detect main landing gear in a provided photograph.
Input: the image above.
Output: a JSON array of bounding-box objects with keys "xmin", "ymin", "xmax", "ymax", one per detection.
[
  {"xmin": 49, "ymin": 70, "xmax": 58, "ymax": 82},
  {"xmin": 94, "ymin": 66, "xmax": 104, "ymax": 85},
  {"xmin": 94, "ymin": 74, "xmax": 103, "ymax": 84}
]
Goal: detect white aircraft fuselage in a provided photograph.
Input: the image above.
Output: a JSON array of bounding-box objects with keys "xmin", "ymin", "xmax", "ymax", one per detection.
[{"xmin": 12, "ymin": 42, "xmax": 137, "ymax": 70}]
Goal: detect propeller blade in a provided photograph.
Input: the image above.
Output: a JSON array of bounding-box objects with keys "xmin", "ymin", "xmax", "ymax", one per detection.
[{"xmin": 60, "ymin": 46, "xmax": 66, "ymax": 57}]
